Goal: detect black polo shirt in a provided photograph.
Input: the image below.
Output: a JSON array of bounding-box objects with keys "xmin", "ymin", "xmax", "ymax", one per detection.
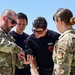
[{"xmin": 26, "ymin": 30, "xmax": 60, "ymax": 68}]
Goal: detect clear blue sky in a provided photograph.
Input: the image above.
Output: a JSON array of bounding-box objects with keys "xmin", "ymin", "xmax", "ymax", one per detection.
[{"xmin": 0, "ymin": 0, "xmax": 75, "ymax": 34}]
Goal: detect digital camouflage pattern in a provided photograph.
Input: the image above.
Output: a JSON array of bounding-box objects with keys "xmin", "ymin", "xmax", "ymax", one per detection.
[
  {"xmin": 0, "ymin": 28, "xmax": 24, "ymax": 75},
  {"xmin": 53, "ymin": 29, "xmax": 75, "ymax": 75}
]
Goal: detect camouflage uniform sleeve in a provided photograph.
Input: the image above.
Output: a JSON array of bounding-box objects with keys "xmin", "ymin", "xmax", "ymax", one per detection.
[
  {"xmin": 70, "ymin": 37, "xmax": 75, "ymax": 75},
  {"xmin": 0, "ymin": 38, "xmax": 25, "ymax": 69},
  {"xmin": 53, "ymin": 39, "xmax": 72, "ymax": 75},
  {"xmin": 0, "ymin": 38, "xmax": 22, "ymax": 54}
]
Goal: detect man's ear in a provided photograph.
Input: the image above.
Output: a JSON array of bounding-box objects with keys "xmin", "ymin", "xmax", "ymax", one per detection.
[
  {"xmin": 45, "ymin": 29, "xmax": 48, "ymax": 32},
  {"xmin": 2, "ymin": 16, "xmax": 7, "ymax": 21}
]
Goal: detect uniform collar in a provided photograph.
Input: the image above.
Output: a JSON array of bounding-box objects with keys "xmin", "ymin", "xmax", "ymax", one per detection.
[
  {"xmin": 59, "ymin": 29, "xmax": 75, "ymax": 39},
  {"xmin": 0, "ymin": 28, "xmax": 15, "ymax": 41}
]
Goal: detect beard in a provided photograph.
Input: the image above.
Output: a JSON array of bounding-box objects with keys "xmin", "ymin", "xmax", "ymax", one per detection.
[{"xmin": 5, "ymin": 20, "xmax": 13, "ymax": 32}]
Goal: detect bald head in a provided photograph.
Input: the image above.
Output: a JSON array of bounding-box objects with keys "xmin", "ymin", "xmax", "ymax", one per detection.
[{"xmin": 1, "ymin": 9, "xmax": 16, "ymax": 18}]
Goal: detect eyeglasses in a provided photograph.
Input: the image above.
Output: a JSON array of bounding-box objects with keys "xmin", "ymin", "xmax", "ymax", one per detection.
[
  {"xmin": 32, "ymin": 28, "xmax": 44, "ymax": 34},
  {"xmin": 6, "ymin": 16, "xmax": 17, "ymax": 24}
]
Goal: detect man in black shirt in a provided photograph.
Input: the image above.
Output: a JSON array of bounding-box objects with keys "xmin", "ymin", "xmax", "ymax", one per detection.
[
  {"xmin": 9, "ymin": 12, "xmax": 33, "ymax": 75},
  {"xmin": 26, "ymin": 17, "xmax": 60, "ymax": 75}
]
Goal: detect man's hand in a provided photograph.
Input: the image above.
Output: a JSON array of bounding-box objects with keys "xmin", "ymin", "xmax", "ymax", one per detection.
[
  {"xmin": 23, "ymin": 54, "xmax": 34, "ymax": 64},
  {"xmin": 18, "ymin": 51, "xmax": 34, "ymax": 64},
  {"xmin": 18, "ymin": 51, "xmax": 25, "ymax": 60}
]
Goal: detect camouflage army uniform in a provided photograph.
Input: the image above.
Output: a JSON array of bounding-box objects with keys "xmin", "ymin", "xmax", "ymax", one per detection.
[
  {"xmin": 0, "ymin": 28, "xmax": 24, "ymax": 75},
  {"xmin": 52, "ymin": 29, "xmax": 75, "ymax": 75}
]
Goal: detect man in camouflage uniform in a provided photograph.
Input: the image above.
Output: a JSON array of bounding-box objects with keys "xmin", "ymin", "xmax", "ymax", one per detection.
[{"xmin": 0, "ymin": 9, "xmax": 26, "ymax": 75}]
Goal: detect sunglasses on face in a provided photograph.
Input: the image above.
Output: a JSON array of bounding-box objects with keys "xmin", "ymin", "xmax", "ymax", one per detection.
[
  {"xmin": 6, "ymin": 16, "xmax": 17, "ymax": 24},
  {"xmin": 32, "ymin": 28, "xmax": 44, "ymax": 34}
]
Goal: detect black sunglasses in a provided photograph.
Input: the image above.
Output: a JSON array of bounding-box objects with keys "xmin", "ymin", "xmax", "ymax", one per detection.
[{"xmin": 6, "ymin": 16, "xmax": 17, "ymax": 24}]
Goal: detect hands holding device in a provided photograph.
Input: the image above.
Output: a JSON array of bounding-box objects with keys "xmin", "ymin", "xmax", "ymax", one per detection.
[{"xmin": 18, "ymin": 49, "xmax": 34, "ymax": 65}]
